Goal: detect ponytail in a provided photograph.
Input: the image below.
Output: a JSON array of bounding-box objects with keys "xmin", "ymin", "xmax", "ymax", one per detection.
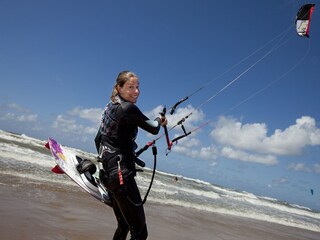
[{"xmin": 110, "ymin": 83, "xmax": 119, "ymax": 102}]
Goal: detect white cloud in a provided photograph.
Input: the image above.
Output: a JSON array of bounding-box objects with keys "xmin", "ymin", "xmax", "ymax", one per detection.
[
  {"xmin": 145, "ymin": 104, "xmax": 206, "ymax": 131},
  {"xmin": 7, "ymin": 103, "xmax": 25, "ymax": 111},
  {"xmin": 221, "ymin": 147, "xmax": 278, "ymax": 165},
  {"xmin": 68, "ymin": 107, "xmax": 102, "ymax": 123},
  {"xmin": 288, "ymin": 163, "xmax": 311, "ymax": 172},
  {"xmin": 142, "ymin": 103, "xmax": 320, "ymax": 167},
  {"xmin": 0, "ymin": 112, "xmax": 15, "ymax": 121},
  {"xmin": 314, "ymin": 163, "xmax": 320, "ymax": 173},
  {"xmin": 173, "ymin": 135, "xmax": 200, "ymax": 148},
  {"xmin": 164, "ymin": 113, "xmax": 320, "ymax": 166},
  {"xmin": 0, "ymin": 103, "xmax": 38, "ymax": 123},
  {"xmin": 17, "ymin": 114, "xmax": 38, "ymax": 122},
  {"xmin": 172, "ymin": 136, "xmax": 219, "ymax": 160},
  {"xmin": 51, "ymin": 106, "xmax": 104, "ymax": 135},
  {"xmin": 52, "ymin": 114, "xmax": 97, "ymax": 135},
  {"xmin": 289, "ymin": 162, "xmax": 320, "ymax": 174},
  {"xmin": 198, "ymin": 145, "xmax": 219, "ymax": 160},
  {"xmin": 210, "ymin": 116, "xmax": 268, "ymax": 151},
  {"xmin": 210, "ymin": 116, "xmax": 320, "ymax": 156},
  {"xmin": 262, "ymin": 116, "xmax": 320, "ymax": 155},
  {"xmin": 51, "ymin": 106, "xmax": 102, "ymax": 137},
  {"xmin": 268, "ymin": 176, "xmax": 288, "ymax": 188}
]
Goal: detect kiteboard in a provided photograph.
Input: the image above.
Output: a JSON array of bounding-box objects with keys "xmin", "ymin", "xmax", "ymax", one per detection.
[{"xmin": 45, "ymin": 137, "xmax": 111, "ymax": 206}]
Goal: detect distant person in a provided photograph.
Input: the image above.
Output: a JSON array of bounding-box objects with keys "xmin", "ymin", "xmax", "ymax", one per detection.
[{"xmin": 94, "ymin": 71, "xmax": 167, "ymax": 240}]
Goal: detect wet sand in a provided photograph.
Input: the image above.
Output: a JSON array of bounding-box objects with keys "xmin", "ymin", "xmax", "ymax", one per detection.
[{"xmin": 1, "ymin": 175, "xmax": 319, "ymax": 240}]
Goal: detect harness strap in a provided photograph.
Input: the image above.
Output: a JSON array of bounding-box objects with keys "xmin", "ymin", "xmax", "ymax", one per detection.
[
  {"xmin": 98, "ymin": 142, "xmax": 157, "ymax": 206},
  {"xmin": 127, "ymin": 144, "xmax": 157, "ymax": 207}
]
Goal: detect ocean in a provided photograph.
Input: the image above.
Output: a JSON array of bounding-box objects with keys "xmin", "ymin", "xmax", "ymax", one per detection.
[{"xmin": 0, "ymin": 129, "xmax": 319, "ymax": 233}]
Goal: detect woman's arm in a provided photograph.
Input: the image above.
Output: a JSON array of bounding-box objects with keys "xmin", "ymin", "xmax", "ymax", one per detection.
[{"xmin": 122, "ymin": 102, "xmax": 161, "ymax": 135}]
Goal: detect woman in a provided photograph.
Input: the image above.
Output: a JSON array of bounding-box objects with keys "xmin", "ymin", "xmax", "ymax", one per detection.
[{"xmin": 95, "ymin": 71, "xmax": 167, "ymax": 240}]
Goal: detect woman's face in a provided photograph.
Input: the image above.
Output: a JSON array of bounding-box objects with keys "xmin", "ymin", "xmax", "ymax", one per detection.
[{"xmin": 117, "ymin": 76, "xmax": 140, "ymax": 103}]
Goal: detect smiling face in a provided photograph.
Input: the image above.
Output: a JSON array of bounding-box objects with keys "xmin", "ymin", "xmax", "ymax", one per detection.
[{"xmin": 117, "ymin": 76, "xmax": 140, "ymax": 104}]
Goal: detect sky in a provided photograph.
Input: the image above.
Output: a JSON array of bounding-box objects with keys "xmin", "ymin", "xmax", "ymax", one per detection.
[{"xmin": 1, "ymin": 0, "xmax": 320, "ymax": 210}]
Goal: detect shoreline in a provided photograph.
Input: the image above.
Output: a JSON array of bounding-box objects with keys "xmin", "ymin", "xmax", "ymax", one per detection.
[{"xmin": 1, "ymin": 175, "xmax": 319, "ymax": 240}]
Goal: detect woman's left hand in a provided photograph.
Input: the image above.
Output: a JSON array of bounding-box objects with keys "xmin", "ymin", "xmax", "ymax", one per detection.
[{"xmin": 160, "ymin": 116, "xmax": 167, "ymax": 127}]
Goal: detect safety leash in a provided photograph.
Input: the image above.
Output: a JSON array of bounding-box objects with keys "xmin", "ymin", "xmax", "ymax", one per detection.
[{"xmin": 128, "ymin": 143, "xmax": 158, "ymax": 206}]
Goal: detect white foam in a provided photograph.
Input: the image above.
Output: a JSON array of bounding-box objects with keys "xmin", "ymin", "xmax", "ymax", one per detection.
[
  {"xmin": 1, "ymin": 130, "xmax": 319, "ymax": 233},
  {"xmin": 0, "ymin": 130, "xmax": 46, "ymax": 148},
  {"xmin": 0, "ymin": 142, "xmax": 53, "ymax": 168}
]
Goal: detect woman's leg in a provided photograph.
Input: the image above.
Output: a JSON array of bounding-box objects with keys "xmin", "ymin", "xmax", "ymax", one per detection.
[
  {"xmin": 110, "ymin": 194, "xmax": 129, "ymax": 240},
  {"xmin": 113, "ymin": 179, "xmax": 148, "ymax": 240}
]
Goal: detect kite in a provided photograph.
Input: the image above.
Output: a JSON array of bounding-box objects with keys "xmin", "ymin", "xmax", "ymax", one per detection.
[{"xmin": 295, "ymin": 4, "xmax": 315, "ymax": 38}]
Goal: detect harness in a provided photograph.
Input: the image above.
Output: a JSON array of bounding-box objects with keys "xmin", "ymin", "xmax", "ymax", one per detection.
[{"xmin": 98, "ymin": 141, "xmax": 157, "ymax": 206}]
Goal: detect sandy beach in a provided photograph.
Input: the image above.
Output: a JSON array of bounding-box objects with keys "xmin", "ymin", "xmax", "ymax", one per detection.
[{"xmin": 1, "ymin": 174, "xmax": 319, "ymax": 240}]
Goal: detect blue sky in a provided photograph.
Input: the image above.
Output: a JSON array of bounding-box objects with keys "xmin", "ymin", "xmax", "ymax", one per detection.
[{"xmin": 1, "ymin": 0, "xmax": 320, "ymax": 210}]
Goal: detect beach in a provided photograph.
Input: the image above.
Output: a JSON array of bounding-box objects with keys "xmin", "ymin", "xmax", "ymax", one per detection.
[{"xmin": 1, "ymin": 174, "xmax": 319, "ymax": 240}]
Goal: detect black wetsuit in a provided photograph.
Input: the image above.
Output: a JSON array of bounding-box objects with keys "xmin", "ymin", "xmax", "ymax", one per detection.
[{"xmin": 95, "ymin": 97, "xmax": 161, "ymax": 240}]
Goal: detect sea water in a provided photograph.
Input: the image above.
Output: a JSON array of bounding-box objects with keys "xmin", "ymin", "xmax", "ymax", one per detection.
[{"xmin": 0, "ymin": 130, "xmax": 319, "ymax": 233}]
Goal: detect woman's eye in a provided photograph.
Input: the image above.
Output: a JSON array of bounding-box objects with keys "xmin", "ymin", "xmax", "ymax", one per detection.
[{"xmin": 129, "ymin": 85, "xmax": 139, "ymax": 90}]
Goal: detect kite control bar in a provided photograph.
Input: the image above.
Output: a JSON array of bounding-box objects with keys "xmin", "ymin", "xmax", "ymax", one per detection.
[
  {"xmin": 135, "ymin": 140, "xmax": 154, "ymax": 157},
  {"xmin": 171, "ymin": 122, "xmax": 191, "ymax": 144},
  {"xmin": 135, "ymin": 106, "xmax": 172, "ymax": 157},
  {"xmin": 160, "ymin": 106, "xmax": 172, "ymax": 151}
]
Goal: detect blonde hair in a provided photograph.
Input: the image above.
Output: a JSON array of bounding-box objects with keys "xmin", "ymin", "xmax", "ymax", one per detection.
[{"xmin": 110, "ymin": 71, "xmax": 138, "ymax": 102}]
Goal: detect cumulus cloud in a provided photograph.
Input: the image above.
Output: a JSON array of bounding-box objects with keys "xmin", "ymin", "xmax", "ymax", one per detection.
[
  {"xmin": 6, "ymin": 103, "xmax": 25, "ymax": 111},
  {"xmin": 164, "ymin": 113, "xmax": 320, "ymax": 167},
  {"xmin": 262, "ymin": 116, "xmax": 320, "ymax": 155},
  {"xmin": 210, "ymin": 116, "xmax": 268, "ymax": 152},
  {"xmin": 172, "ymin": 136, "xmax": 219, "ymax": 160},
  {"xmin": 145, "ymin": 104, "xmax": 206, "ymax": 130},
  {"xmin": 314, "ymin": 163, "xmax": 320, "ymax": 173},
  {"xmin": 175, "ymin": 145, "xmax": 219, "ymax": 160},
  {"xmin": 289, "ymin": 163, "xmax": 311, "ymax": 172},
  {"xmin": 211, "ymin": 116, "xmax": 320, "ymax": 156},
  {"xmin": 289, "ymin": 162, "xmax": 320, "ymax": 173},
  {"xmin": 0, "ymin": 103, "xmax": 38, "ymax": 123},
  {"xmin": 68, "ymin": 107, "xmax": 102, "ymax": 123},
  {"xmin": 221, "ymin": 147, "xmax": 278, "ymax": 165},
  {"xmin": 52, "ymin": 107, "xmax": 102, "ymax": 136},
  {"xmin": 17, "ymin": 114, "xmax": 38, "ymax": 122},
  {"xmin": 268, "ymin": 176, "xmax": 288, "ymax": 188}
]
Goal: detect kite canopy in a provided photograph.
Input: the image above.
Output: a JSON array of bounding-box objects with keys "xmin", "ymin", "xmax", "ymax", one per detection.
[{"xmin": 295, "ymin": 4, "xmax": 315, "ymax": 38}]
